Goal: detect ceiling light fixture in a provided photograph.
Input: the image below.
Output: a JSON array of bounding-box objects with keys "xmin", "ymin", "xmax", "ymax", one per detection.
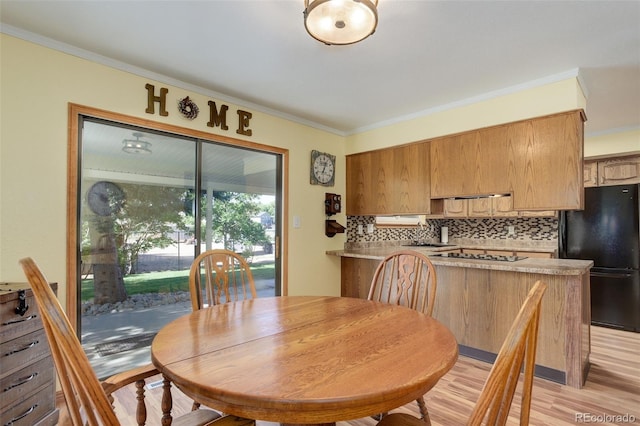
[
  {"xmin": 304, "ymin": 0, "xmax": 378, "ymax": 45},
  {"xmin": 122, "ymin": 132, "xmax": 152, "ymax": 154}
]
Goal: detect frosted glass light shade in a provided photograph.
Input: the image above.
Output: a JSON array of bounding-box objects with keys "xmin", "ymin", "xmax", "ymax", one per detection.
[{"xmin": 304, "ymin": 0, "xmax": 378, "ymax": 45}]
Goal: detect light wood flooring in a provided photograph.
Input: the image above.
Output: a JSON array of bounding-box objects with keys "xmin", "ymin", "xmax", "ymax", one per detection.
[{"xmin": 60, "ymin": 325, "xmax": 640, "ymax": 425}]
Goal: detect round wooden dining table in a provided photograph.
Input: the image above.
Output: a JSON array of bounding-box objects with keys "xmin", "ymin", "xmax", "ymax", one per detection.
[{"xmin": 151, "ymin": 296, "xmax": 458, "ymax": 424}]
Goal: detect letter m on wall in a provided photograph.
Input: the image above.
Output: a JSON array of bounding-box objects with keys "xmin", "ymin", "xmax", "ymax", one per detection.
[{"xmin": 207, "ymin": 101, "xmax": 229, "ymax": 130}]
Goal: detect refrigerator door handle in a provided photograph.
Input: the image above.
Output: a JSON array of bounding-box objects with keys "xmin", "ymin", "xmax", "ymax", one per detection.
[
  {"xmin": 591, "ymin": 271, "xmax": 633, "ymax": 278},
  {"xmin": 558, "ymin": 211, "xmax": 566, "ymax": 257}
]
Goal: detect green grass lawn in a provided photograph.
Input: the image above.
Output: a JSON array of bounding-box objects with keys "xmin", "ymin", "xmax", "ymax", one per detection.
[{"xmin": 81, "ymin": 261, "xmax": 275, "ymax": 301}]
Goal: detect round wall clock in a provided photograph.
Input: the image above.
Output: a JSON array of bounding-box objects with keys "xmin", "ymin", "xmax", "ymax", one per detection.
[
  {"xmin": 87, "ymin": 181, "xmax": 125, "ymax": 216},
  {"xmin": 310, "ymin": 150, "xmax": 336, "ymax": 186}
]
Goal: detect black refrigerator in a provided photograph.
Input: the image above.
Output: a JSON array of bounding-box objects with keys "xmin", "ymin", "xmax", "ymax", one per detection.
[{"xmin": 559, "ymin": 184, "xmax": 640, "ymax": 332}]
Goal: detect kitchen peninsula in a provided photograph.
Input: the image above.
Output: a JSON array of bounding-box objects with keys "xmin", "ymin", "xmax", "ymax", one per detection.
[{"xmin": 328, "ymin": 245, "xmax": 593, "ymax": 389}]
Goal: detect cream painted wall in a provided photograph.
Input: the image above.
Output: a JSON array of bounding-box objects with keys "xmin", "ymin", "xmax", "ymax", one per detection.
[
  {"xmin": 345, "ymin": 78, "xmax": 586, "ymax": 154},
  {"xmin": 0, "ymin": 34, "xmax": 347, "ymax": 304},
  {"xmin": 344, "ymin": 73, "xmax": 638, "ymax": 162},
  {"xmin": 584, "ymin": 128, "xmax": 640, "ymax": 158}
]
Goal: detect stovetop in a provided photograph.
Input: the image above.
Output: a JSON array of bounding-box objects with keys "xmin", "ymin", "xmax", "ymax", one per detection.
[{"xmin": 430, "ymin": 253, "xmax": 527, "ymax": 262}]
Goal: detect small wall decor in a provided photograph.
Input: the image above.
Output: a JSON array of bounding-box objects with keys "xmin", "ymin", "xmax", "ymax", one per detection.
[
  {"xmin": 146, "ymin": 84, "xmax": 253, "ymax": 136},
  {"xmin": 310, "ymin": 150, "xmax": 335, "ymax": 186},
  {"xmin": 325, "ymin": 193, "xmax": 345, "ymax": 237},
  {"xmin": 178, "ymin": 96, "xmax": 199, "ymax": 120}
]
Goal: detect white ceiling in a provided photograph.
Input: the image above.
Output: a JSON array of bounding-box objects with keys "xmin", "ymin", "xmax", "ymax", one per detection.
[{"xmin": 2, "ymin": 0, "xmax": 639, "ymax": 137}]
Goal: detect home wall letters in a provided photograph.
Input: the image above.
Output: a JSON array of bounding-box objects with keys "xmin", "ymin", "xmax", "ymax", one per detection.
[{"xmin": 145, "ymin": 83, "xmax": 253, "ymax": 136}]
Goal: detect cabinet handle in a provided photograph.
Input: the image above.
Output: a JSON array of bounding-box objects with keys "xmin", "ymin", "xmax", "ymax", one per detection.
[
  {"xmin": 3, "ymin": 372, "xmax": 38, "ymax": 392},
  {"xmin": 4, "ymin": 340, "xmax": 39, "ymax": 356},
  {"xmin": 3, "ymin": 404, "xmax": 38, "ymax": 425},
  {"xmin": 2, "ymin": 314, "xmax": 37, "ymax": 326}
]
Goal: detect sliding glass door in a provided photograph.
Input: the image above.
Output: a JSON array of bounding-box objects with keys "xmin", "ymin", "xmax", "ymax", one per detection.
[{"xmin": 78, "ymin": 117, "xmax": 280, "ymax": 378}]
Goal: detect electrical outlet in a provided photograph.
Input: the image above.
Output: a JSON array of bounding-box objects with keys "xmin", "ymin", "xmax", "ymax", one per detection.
[
  {"xmin": 367, "ymin": 223, "xmax": 375, "ymax": 234},
  {"xmin": 357, "ymin": 224, "xmax": 363, "ymax": 235},
  {"xmin": 507, "ymin": 225, "xmax": 515, "ymax": 235}
]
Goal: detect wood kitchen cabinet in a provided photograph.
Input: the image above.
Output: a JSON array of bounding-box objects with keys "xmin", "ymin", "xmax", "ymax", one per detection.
[
  {"xmin": 394, "ymin": 142, "xmax": 431, "ymax": 214},
  {"xmin": 520, "ymin": 209, "xmax": 557, "ymax": 218},
  {"xmin": 431, "ymin": 110, "xmax": 585, "ymax": 211},
  {"xmin": 510, "ymin": 110, "xmax": 585, "ymax": 210},
  {"xmin": 444, "ymin": 195, "xmax": 551, "ymax": 218},
  {"xmin": 431, "ymin": 126, "xmax": 511, "ymax": 198},
  {"xmin": 348, "ymin": 110, "xmax": 585, "ymax": 215},
  {"xmin": 338, "ymin": 253, "xmax": 590, "ymax": 388},
  {"xmin": 346, "ymin": 142, "xmax": 430, "ymax": 215},
  {"xmin": 584, "ymin": 160, "xmax": 598, "ymax": 187},
  {"xmin": 468, "ymin": 197, "xmax": 492, "ymax": 217},
  {"xmin": 430, "ymin": 132, "xmax": 476, "ymax": 198},
  {"xmin": 371, "ymin": 148, "xmax": 394, "ymax": 214},
  {"xmin": 443, "ymin": 198, "xmax": 468, "ymax": 217},
  {"xmin": 583, "ymin": 153, "xmax": 640, "ymax": 188},
  {"xmin": 340, "ymin": 257, "xmax": 379, "ymax": 299},
  {"xmin": 491, "ymin": 195, "xmax": 519, "ymax": 217},
  {"xmin": 516, "ymin": 251, "xmax": 554, "ymax": 258},
  {"xmin": 597, "ymin": 155, "xmax": 640, "ymax": 186},
  {"xmin": 346, "ymin": 151, "xmax": 373, "ymax": 216}
]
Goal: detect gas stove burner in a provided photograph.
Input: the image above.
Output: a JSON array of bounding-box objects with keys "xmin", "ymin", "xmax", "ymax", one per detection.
[{"xmin": 432, "ymin": 252, "xmax": 527, "ymax": 262}]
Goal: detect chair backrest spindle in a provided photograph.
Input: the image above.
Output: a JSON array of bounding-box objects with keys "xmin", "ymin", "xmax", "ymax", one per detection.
[
  {"xmin": 368, "ymin": 250, "xmax": 437, "ymax": 316},
  {"xmin": 189, "ymin": 249, "xmax": 257, "ymax": 311}
]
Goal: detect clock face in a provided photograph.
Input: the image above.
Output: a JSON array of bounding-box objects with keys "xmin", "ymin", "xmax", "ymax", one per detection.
[
  {"xmin": 311, "ymin": 151, "xmax": 335, "ymax": 186},
  {"xmin": 87, "ymin": 181, "xmax": 125, "ymax": 216}
]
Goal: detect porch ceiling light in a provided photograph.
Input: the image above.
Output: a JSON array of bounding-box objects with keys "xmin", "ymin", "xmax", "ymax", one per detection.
[{"xmin": 122, "ymin": 132, "xmax": 152, "ymax": 155}]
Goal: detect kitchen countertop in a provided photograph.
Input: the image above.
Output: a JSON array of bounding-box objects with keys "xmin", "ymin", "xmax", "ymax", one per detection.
[{"xmin": 327, "ymin": 245, "xmax": 593, "ymax": 276}]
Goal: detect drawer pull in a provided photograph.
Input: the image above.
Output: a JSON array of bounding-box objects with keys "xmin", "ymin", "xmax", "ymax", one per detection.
[
  {"xmin": 14, "ymin": 289, "xmax": 30, "ymax": 316},
  {"xmin": 4, "ymin": 340, "xmax": 39, "ymax": 356},
  {"xmin": 3, "ymin": 372, "xmax": 38, "ymax": 392},
  {"xmin": 2, "ymin": 314, "xmax": 38, "ymax": 326},
  {"xmin": 3, "ymin": 404, "xmax": 38, "ymax": 426}
]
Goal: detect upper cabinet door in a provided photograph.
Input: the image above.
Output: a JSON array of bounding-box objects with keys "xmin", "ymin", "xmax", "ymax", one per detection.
[
  {"xmin": 431, "ymin": 125, "xmax": 511, "ymax": 198},
  {"xmin": 394, "ymin": 142, "xmax": 431, "ymax": 214},
  {"xmin": 346, "ymin": 152, "xmax": 373, "ymax": 216},
  {"xmin": 346, "ymin": 143, "xmax": 431, "ymax": 215},
  {"xmin": 584, "ymin": 161, "xmax": 598, "ymax": 187},
  {"xmin": 478, "ymin": 126, "xmax": 513, "ymax": 195},
  {"xmin": 510, "ymin": 110, "xmax": 585, "ymax": 210},
  {"xmin": 430, "ymin": 132, "xmax": 476, "ymax": 198},
  {"xmin": 371, "ymin": 147, "xmax": 395, "ymax": 215},
  {"xmin": 598, "ymin": 156, "xmax": 640, "ymax": 186}
]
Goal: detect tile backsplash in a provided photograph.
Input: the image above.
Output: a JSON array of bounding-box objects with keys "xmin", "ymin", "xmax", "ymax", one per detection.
[{"xmin": 346, "ymin": 216, "xmax": 558, "ymax": 248}]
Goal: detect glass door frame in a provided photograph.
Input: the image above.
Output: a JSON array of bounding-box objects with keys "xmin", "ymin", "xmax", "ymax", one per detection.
[{"xmin": 66, "ymin": 103, "xmax": 288, "ymax": 330}]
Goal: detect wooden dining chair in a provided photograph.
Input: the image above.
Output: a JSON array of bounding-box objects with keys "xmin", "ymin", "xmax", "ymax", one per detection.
[
  {"xmin": 188, "ymin": 249, "xmax": 257, "ymax": 311},
  {"xmin": 374, "ymin": 280, "xmax": 548, "ymax": 426},
  {"xmin": 187, "ymin": 249, "xmax": 258, "ymax": 414},
  {"xmin": 19, "ymin": 257, "xmax": 253, "ymax": 426},
  {"xmin": 368, "ymin": 250, "xmax": 437, "ymax": 316},
  {"xmin": 367, "ymin": 250, "xmax": 438, "ymax": 423}
]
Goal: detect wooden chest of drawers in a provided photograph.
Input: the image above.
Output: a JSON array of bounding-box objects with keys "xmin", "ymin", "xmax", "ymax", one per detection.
[{"xmin": 1, "ymin": 283, "xmax": 59, "ymax": 426}]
